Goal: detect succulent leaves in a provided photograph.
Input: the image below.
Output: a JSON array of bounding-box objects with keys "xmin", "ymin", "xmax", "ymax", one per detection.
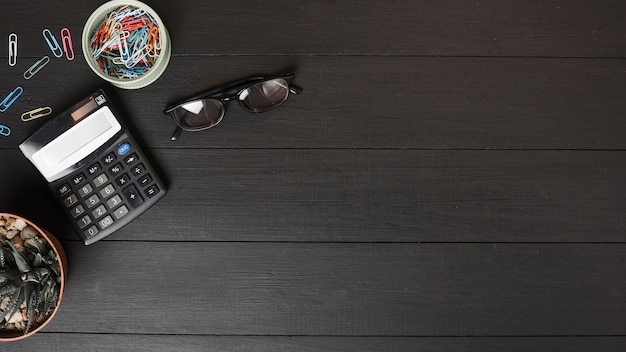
[{"xmin": 0, "ymin": 225, "xmax": 61, "ymax": 335}]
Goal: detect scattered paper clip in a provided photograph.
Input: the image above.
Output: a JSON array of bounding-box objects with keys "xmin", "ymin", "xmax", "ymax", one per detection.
[
  {"xmin": 0, "ymin": 86, "xmax": 23, "ymax": 112},
  {"xmin": 0, "ymin": 124, "xmax": 10, "ymax": 137},
  {"xmin": 21, "ymin": 106, "xmax": 53, "ymax": 121},
  {"xmin": 61, "ymin": 27, "xmax": 74, "ymax": 61},
  {"xmin": 8, "ymin": 33, "xmax": 17, "ymax": 67},
  {"xmin": 43, "ymin": 28, "xmax": 63, "ymax": 58},
  {"xmin": 24, "ymin": 56, "xmax": 50, "ymax": 80}
]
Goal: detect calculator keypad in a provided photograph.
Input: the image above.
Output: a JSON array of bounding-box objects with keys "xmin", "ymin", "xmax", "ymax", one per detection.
[{"xmin": 55, "ymin": 139, "xmax": 163, "ymax": 242}]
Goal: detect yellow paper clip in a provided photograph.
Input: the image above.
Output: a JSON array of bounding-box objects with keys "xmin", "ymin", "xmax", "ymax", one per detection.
[
  {"xmin": 8, "ymin": 33, "xmax": 17, "ymax": 67},
  {"xmin": 21, "ymin": 107, "xmax": 53, "ymax": 121},
  {"xmin": 24, "ymin": 56, "xmax": 50, "ymax": 80}
]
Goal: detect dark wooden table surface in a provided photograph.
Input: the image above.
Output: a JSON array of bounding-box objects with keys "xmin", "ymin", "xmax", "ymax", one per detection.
[{"xmin": 1, "ymin": 0, "xmax": 625, "ymax": 350}]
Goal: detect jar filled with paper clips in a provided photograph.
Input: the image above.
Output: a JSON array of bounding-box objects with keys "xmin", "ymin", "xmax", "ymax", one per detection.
[{"xmin": 82, "ymin": 0, "xmax": 171, "ymax": 89}]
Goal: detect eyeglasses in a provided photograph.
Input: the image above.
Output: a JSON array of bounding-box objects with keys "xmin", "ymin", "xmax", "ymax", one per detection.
[{"xmin": 164, "ymin": 72, "xmax": 302, "ymax": 141}]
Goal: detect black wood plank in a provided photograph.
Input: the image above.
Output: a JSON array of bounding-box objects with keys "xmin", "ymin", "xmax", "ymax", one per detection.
[
  {"xmin": 32, "ymin": 242, "xmax": 625, "ymax": 336},
  {"xmin": 0, "ymin": 1, "xmax": 624, "ymax": 349},
  {"xmin": 1, "ymin": 0, "xmax": 625, "ymax": 57},
  {"xmin": 1, "ymin": 149, "xmax": 624, "ymax": 243},
  {"xmin": 7, "ymin": 335, "xmax": 626, "ymax": 352},
  {"xmin": 1, "ymin": 57, "xmax": 626, "ymax": 150}
]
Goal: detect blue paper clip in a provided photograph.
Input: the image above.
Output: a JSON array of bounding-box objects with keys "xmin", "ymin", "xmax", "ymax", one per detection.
[
  {"xmin": 43, "ymin": 28, "xmax": 63, "ymax": 58},
  {"xmin": 8, "ymin": 33, "xmax": 17, "ymax": 67},
  {"xmin": 24, "ymin": 56, "xmax": 50, "ymax": 80},
  {"xmin": 0, "ymin": 124, "xmax": 10, "ymax": 137},
  {"xmin": 0, "ymin": 86, "xmax": 23, "ymax": 112}
]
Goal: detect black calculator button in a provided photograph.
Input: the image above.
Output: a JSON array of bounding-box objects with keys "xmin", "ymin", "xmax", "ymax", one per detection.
[
  {"xmin": 145, "ymin": 184, "xmax": 160, "ymax": 198},
  {"xmin": 72, "ymin": 173, "xmax": 87, "ymax": 186},
  {"xmin": 86, "ymin": 194, "xmax": 101, "ymax": 208},
  {"xmin": 98, "ymin": 215, "xmax": 115, "ymax": 229},
  {"xmin": 58, "ymin": 183, "xmax": 71, "ymax": 196},
  {"xmin": 116, "ymin": 173, "xmax": 131, "ymax": 187},
  {"xmin": 99, "ymin": 184, "xmax": 116, "ymax": 199},
  {"xmin": 93, "ymin": 173, "xmax": 109, "ymax": 188},
  {"xmin": 77, "ymin": 215, "xmax": 92, "ymax": 229},
  {"xmin": 63, "ymin": 194, "xmax": 78, "ymax": 207},
  {"xmin": 138, "ymin": 174, "xmax": 152, "ymax": 187},
  {"xmin": 131, "ymin": 163, "xmax": 145, "ymax": 176},
  {"xmin": 109, "ymin": 163, "xmax": 123, "ymax": 176},
  {"xmin": 71, "ymin": 204, "xmax": 85, "ymax": 218},
  {"xmin": 113, "ymin": 205, "xmax": 129, "ymax": 219},
  {"xmin": 122, "ymin": 185, "xmax": 144, "ymax": 207},
  {"xmin": 87, "ymin": 162, "xmax": 102, "ymax": 176},
  {"xmin": 102, "ymin": 152, "xmax": 117, "ymax": 165},
  {"xmin": 85, "ymin": 225, "xmax": 99, "ymax": 239},
  {"xmin": 77, "ymin": 184, "xmax": 94, "ymax": 198},
  {"xmin": 124, "ymin": 153, "xmax": 138, "ymax": 166},
  {"xmin": 106, "ymin": 195, "xmax": 123, "ymax": 208},
  {"xmin": 92, "ymin": 205, "xmax": 107, "ymax": 219}
]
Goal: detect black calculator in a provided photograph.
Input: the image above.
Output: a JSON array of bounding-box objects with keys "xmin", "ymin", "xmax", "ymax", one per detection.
[{"xmin": 19, "ymin": 90, "xmax": 166, "ymax": 245}]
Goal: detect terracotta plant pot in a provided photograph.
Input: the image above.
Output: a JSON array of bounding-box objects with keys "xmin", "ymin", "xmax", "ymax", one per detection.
[{"xmin": 0, "ymin": 213, "xmax": 68, "ymax": 341}]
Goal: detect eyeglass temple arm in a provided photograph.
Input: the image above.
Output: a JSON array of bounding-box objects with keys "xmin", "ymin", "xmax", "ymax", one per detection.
[
  {"xmin": 170, "ymin": 126, "xmax": 183, "ymax": 141},
  {"xmin": 290, "ymin": 85, "xmax": 303, "ymax": 95}
]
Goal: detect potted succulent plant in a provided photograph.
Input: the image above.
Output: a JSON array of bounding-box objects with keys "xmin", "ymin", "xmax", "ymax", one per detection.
[{"xmin": 0, "ymin": 213, "xmax": 67, "ymax": 341}]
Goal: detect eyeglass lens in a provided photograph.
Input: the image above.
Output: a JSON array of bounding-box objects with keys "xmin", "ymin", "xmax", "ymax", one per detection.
[
  {"xmin": 173, "ymin": 99, "xmax": 224, "ymax": 131},
  {"xmin": 238, "ymin": 78, "xmax": 290, "ymax": 113}
]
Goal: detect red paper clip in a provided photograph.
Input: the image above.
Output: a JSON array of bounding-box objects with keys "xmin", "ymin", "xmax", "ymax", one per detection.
[{"xmin": 61, "ymin": 27, "xmax": 74, "ymax": 61}]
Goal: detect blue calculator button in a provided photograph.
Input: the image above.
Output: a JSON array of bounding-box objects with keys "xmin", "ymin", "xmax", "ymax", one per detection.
[{"xmin": 117, "ymin": 143, "xmax": 131, "ymax": 156}]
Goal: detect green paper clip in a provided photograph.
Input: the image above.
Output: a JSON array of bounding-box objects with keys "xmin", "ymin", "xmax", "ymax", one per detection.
[{"xmin": 24, "ymin": 56, "xmax": 50, "ymax": 80}]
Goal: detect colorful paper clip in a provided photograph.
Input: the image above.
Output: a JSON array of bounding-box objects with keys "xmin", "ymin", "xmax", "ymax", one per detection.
[
  {"xmin": 0, "ymin": 86, "xmax": 23, "ymax": 112},
  {"xmin": 21, "ymin": 106, "xmax": 53, "ymax": 121},
  {"xmin": 43, "ymin": 28, "xmax": 63, "ymax": 58},
  {"xmin": 24, "ymin": 56, "xmax": 50, "ymax": 80},
  {"xmin": 8, "ymin": 33, "xmax": 17, "ymax": 67},
  {"xmin": 61, "ymin": 27, "xmax": 74, "ymax": 61},
  {"xmin": 0, "ymin": 124, "xmax": 10, "ymax": 137},
  {"xmin": 90, "ymin": 5, "xmax": 161, "ymax": 79}
]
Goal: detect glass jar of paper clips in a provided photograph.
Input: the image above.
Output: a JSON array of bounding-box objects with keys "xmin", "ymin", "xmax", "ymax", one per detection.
[{"xmin": 82, "ymin": 0, "xmax": 171, "ymax": 89}]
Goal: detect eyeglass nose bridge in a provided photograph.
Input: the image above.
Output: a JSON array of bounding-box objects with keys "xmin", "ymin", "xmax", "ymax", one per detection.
[{"xmin": 220, "ymin": 95, "xmax": 239, "ymax": 102}]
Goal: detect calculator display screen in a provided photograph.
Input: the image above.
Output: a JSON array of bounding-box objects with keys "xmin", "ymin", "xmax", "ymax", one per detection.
[{"xmin": 31, "ymin": 106, "xmax": 121, "ymax": 182}]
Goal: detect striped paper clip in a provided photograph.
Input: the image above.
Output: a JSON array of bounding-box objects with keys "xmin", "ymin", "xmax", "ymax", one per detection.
[
  {"xmin": 24, "ymin": 56, "xmax": 50, "ymax": 80},
  {"xmin": 21, "ymin": 106, "xmax": 53, "ymax": 121},
  {"xmin": 0, "ymin": 86, "xmax": 23, "ymax": 112},
  {"xmin": 8, "ymin": 33, "xmax": 17, "ymax": 67},
  {"xmin": 43, "ymin": 28, "xmax": 63, "ymax": 58},
  {"xmin": 0, "ymin": 124, "xmax": 10, "ymax": 137},
  {"xmin": 61, "ymin": 27, "xmax": 74, "ymax": 61}
]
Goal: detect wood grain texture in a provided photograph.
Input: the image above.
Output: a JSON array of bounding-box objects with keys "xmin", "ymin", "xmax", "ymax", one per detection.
[
  {"xmin": 36, "ymin": 242, "xmax": 626, "ymax": 336},
  {"xmin": 0, "ymin": 149, "xmax": 624, "ymax": 243},
  {"xmin": 7, "ymin": 335, "xmax": 626, "ymax": 352},
  {"xmin": 0, "ymin": 0, "xmax": 624, "ymax": 350},
  {"xmin": 0, "ymin": 56, "xmax": 626, "ymax": 150},
  {"xmin": 1, "ymin": 0, "xmax": 625, "ymax": 57},
  {"xmin": 1, "ymin": 57, "xmax": 626, "ymax": 150}
]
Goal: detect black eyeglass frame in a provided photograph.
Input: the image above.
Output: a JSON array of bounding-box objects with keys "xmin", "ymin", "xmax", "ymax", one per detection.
[{"xmin": 164, "ymin": 72, "xmax": 302, "ymax": 140}]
